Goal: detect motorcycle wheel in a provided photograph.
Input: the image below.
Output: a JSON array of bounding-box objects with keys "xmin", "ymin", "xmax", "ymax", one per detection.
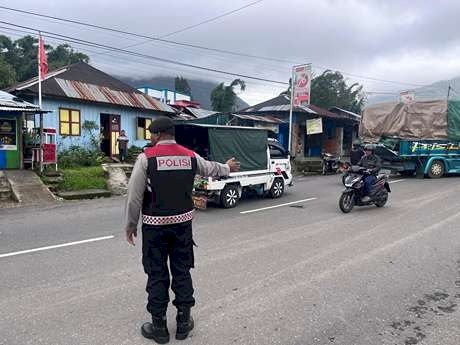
[
  {"xmin": 375, "ymin": 191, "xmax": 388, "ymax": 208},
  {"xmin": 339, "ymin": 192, "xmax": 355, "ymax": 213}
]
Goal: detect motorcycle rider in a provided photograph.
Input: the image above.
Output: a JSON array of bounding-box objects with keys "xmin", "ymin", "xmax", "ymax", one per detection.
[{"xmin": 358, "ymin": 144, "xmax": 382, "ymax": 202}]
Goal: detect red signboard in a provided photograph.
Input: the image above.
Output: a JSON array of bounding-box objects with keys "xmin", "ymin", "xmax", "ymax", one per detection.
[
  {"xmin": 292, "ymin": 64, "xmax": 312, "ymax": 107},
  {"xmin": 43, "ymin": 143, "xmax": 56, "ymax": 163}
]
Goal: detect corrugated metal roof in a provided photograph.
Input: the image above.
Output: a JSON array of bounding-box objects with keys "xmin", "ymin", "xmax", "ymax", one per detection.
[
  {"xmin": 0, "ymin": 91, "xmax": 40, "ymax": 111},
  {"xmin": 329, "ymin": 106, "xmax": 361, "ymax": 119},
  {"xmin": 185, "ymin": 107, "xmax": 218, "ymax": 119},
  {"xmin": 55, "ymin": 79, "xmax": 176, "ymax": 113},
  {"xmin": 233, "ymin": 114, "xmax": 286, "ymax": 124}
]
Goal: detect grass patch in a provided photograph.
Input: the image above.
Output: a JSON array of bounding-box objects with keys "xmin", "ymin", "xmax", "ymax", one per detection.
[{"xmin": 59, "ymin": 166, "xmax": 107, "ymax": 191}]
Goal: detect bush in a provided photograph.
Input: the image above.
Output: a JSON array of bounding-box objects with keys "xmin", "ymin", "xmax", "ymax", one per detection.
[
  {"xmin": 58, "ymin": 145, "xmax": 105, "ymax": 169},
  {"xmin": 126, "ymin": 145, "xmax": 143, "ymax": 163},
  {"xmin": 59, "ymin": 166, "xmax": 107, "ymax": 191}
]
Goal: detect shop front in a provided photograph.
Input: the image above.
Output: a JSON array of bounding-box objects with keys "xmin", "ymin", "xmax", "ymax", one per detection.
[{"xmin": 0, "ymin": 114, "xmax": 20, "ymax": 169}]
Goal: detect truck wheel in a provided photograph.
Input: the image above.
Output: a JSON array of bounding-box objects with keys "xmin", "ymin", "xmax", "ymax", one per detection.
[
  {"xmin": 428, "ymin": 160, "xmax": 445, "ymax": 178},
  {"xmin": 269, "ymin": 178, "xmax": 285, "ymax": 198},
  {"xmin": 220, "ymin": 184, "xmax": 240, "ymax": 208}
]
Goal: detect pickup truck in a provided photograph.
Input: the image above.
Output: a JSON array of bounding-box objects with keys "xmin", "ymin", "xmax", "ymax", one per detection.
[{"xmin": 175, "ymin": 123, "xmax": 293, "ymax": 208}]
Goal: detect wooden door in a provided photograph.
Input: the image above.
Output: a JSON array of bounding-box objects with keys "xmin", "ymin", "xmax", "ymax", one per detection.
[{"xmin": 109, "ymin": 115, "xmax": 121, "ymax": 158}]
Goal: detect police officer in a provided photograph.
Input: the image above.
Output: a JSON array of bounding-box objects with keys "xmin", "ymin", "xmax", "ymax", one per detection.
[{"xmin": 124, "ymin": 117, "xmax": 240, "ymax": 344}]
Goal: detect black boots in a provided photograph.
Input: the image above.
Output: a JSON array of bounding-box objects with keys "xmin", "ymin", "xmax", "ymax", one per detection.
[
  {"xmin": 141, "ymin": 316, "xmax": 170, "ymax": 344},
  {"xmin": 176, "ymin": 308, "xmax": 194, "ymax": 340},
  {"xmin": 141, "ymin": 310, "xmax": 193, "ymax": 343}
]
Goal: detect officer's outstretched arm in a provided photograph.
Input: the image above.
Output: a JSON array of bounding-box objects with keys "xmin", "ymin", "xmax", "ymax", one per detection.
[{"xmin": 195, "ymin": 154, "xmax": 231, "ymax": 177}]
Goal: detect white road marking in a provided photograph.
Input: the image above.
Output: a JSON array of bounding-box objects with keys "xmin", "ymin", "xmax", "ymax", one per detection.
[
  {"xmin": 240, "ymin": 198, "xmax": 317, "ymax": 214},
  {"xmin": 0, "ymin": 235, "xmax": 115, "ymax": 259},
  {"xmin": 389, "ymin": 179, "xmax": 405, "ymax": 184}
]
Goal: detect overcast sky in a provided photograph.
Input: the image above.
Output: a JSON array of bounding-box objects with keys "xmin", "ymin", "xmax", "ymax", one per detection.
[{"xmin": 1, "ymin": 0, "xmax": 460, "ymax": 105}]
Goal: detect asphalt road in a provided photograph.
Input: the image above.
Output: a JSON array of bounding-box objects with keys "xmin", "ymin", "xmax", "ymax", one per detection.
[{"xmin": 1, "ymin": 175, "xmax": 459, "ymax": 345}]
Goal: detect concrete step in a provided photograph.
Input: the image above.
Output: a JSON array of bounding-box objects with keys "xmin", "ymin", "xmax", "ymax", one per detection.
[
  {"xmin": 57, "ymin": 189, "xmax": 112, "ymax": 200},
  {"xmin": 0, "ymin": 189, "xmax": 12, "ymax": 201},
  {"xmin": 41, "ymin": 175, "xmax": 64, "ymax": 185},
  {"xmin": 4, "ymin": 170, "xmax": 56, "ymax": 205}
]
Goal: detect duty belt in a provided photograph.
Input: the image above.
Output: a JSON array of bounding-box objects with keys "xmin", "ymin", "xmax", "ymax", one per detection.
[{"xmin": 142, "ymin": 210, "xmax": 194, "ymax": 226}]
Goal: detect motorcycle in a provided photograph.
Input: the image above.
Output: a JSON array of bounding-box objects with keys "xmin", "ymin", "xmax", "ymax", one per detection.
[
  {"xmin": 322, "ymin": 153, "xmax": 341, "ymax": 175},
  {"xmin": 339, "ymin": 166, "xmax": 391, "ymax": 213}
]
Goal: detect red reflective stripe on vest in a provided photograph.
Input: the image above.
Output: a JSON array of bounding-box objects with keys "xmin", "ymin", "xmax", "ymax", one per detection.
[{"xmin": 145, "ymin": 143, "xmax": 195, "ymax": 158}]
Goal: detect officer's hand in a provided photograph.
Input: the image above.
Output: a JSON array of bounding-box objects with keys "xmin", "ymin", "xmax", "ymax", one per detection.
[
  {"xmin": 226, "ymin": 157, "xmax": 241, "ymax": 172},
  {"xmin": 126, "ymin": 226, "xmax": 138, "ymax": 246}
]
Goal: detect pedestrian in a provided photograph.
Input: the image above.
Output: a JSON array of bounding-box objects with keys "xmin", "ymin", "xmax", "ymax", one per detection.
[
  {"xmin": 124, "ymin": 116, "xmax": 240, "ymax": 344},
  {"xmin": 117, "ymin": 130, "xmax": 129, "ymax": 163},
  {"xmin": 350, "ymin": 141, "xmax": 364, "ymax": 166}
]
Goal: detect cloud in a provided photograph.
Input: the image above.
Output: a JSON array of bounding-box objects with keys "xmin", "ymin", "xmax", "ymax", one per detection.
[{"xmin": 1, "ymin": 0, "xmax": 459, "ymax": 104}]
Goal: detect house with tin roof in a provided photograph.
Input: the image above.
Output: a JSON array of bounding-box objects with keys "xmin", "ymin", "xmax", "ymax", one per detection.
[
  {"xmin": 237, "ymin": 94, "xmax": 361, "ymax": 158},
  {"xmin": 8, "ymin": 62, "xmax": 177, "ymax": 159}
]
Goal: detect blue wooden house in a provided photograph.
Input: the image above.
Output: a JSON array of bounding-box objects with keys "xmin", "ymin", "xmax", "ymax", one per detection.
[{"xmin": 8, "ymin": 62, "xmax": 177, "ymax": 159}]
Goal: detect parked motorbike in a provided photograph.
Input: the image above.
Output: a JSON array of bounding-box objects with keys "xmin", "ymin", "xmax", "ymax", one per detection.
[
  {"xmin": 339, "ymin": 166, "xmax": 391, "ymax": 213},
  {"xmin": 339, "ymin": 161, "xmax": 351, "ymax": 185},
  {"xmin": 322, "ymin": 153, "xmax": 341, "ymax": 175}
]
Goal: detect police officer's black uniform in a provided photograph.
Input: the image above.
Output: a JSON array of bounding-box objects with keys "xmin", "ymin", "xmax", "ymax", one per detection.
[{"xmin": 125, "ymin": 117, "xmax": 233, "ymax": 344}]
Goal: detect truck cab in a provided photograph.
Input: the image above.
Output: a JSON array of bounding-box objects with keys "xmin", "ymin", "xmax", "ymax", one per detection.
[{"xmin": 268, "ymin": 138, "xmax": 293, "ymax": 186}]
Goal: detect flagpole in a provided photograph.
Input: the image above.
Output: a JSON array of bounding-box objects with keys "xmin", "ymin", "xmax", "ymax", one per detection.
[
  {"xmin": 38, "ymin": 32, "xmax": 42, "ymax": 108},
  {"xmin": 38, "ymin": 31, "xmax": 43, "ymax": 172},
  {"xmin": 288, "ymin": 67, "xmax": 294, "ymax": 156}
]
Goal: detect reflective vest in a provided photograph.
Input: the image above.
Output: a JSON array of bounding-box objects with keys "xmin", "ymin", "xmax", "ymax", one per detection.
[{"xmin": 142, "ymin": 143, "xmax": 197, "ymax": 226}]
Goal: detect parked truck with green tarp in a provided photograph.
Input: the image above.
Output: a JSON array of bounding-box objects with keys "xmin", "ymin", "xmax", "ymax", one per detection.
[{"xmin": 360, "ymin": 100, "xmax": 460, "ymax": 178}]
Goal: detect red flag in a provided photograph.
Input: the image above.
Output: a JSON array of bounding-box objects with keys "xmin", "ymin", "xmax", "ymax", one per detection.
[{"xmin": 38, "ymin": 34, "xmax": 48, "ymax": 80}]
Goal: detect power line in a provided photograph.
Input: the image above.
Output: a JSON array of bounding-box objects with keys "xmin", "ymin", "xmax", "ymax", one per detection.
[
  {"xmin": 0, "ymin": 21, "xmax": 289, "ymax": 85},
  {"xmin": 0, "ymin": 25, "xmax": 287, "ymax": 90},
  {"xmin": 162, "ymin": 0, "xmax": 264, "ymax": 38},
  {"xmin": 0, "ymin": 4, "xmax": 429, "ymax": 87},
  {"xmin": 0, "ymin": 4, "xmax": 289, "ymax": 63},
  {"xmin": 93, "ymin": 0, "xmax": 265, "ymax": 57}
]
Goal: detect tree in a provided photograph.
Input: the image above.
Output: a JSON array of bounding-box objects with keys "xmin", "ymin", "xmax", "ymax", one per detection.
[
  {"xmin": 210, "ymin": 79, "xmax": 246, "ymax": 112},
  {"xmin": 174, "ymin": 76, "xmax": 192, "ymax": 96},
  {"xmin": 279, "ymin": 78, "xmax": 292, "ymax": 97},
  {"xmin": 47, "ymin": 44, "xmax": 89, "ymax": 70},
  {"xmin": 0, "ymin": 56, "xmax": 16, "ymax": 88},
  {"xmin": 310, "ymin": 70, "xmax": 366, "ymax": 113},
  {"xmin": 0, "ymin": 34, "xmax": 89, "ymax": 88},
  {"xmin": 279, "ymin": 70, "xmax": 366, "ymax": 113}
]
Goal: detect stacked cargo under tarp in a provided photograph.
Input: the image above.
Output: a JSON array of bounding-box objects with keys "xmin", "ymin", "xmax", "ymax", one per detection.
[
  {"xmin": 359, "ymin": 100, "xmax": 454, "ymax": 141},
  {"xmin": 447, "ymin": 100, "xmax": 460, "ymax": 141}
]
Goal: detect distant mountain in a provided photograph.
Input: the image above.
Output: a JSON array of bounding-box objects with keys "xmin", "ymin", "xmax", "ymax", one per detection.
[
  {"xmin": 367, "ymin": 76, "xmax": 460, "ymax": 105},
  {"xmin": 120, "ymin": 75, "xmax": 249, "ymax": 110}
]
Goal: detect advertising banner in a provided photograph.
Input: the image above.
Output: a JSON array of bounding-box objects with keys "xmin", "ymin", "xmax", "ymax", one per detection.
[
  {"xmin": 306, "ymin": 118, "xmax": 323, "ymax": 135},
  {"xmin": 293, "ymin": 64, "xmax": 312, "ymax": 107}
]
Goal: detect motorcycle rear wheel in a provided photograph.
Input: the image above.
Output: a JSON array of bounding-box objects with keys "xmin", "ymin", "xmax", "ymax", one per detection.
[
  {"xmin": 339, "ymin": 192, "xmax": 355, "ymax": 213},
  {"xmin": 375, "ymin": 191, "xmax": 388, "ymax": 208}
]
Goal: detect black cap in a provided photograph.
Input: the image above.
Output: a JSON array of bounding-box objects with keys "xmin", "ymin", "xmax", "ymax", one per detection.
[{"xmin": 148, "ymin": 116, "xmax": 174, "ymax": 134}]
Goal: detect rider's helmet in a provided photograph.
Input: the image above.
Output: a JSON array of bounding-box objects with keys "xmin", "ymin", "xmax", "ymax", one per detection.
[
  {"xmin": 363, "ymin": 144, "xmax": 376, "ymax": 153},
  {"xmin": 352, "ymin": 139, "xmax": 361, "ymax": 150}
]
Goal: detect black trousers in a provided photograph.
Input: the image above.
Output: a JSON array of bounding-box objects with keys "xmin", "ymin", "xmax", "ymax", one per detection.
[
  {"xmin": 119, "ymin": 148, "xmax": 127, "ymax": 162},
  {"xmin": 142, "ymin": 221, "xmax": 195, "ymax": 317}
]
